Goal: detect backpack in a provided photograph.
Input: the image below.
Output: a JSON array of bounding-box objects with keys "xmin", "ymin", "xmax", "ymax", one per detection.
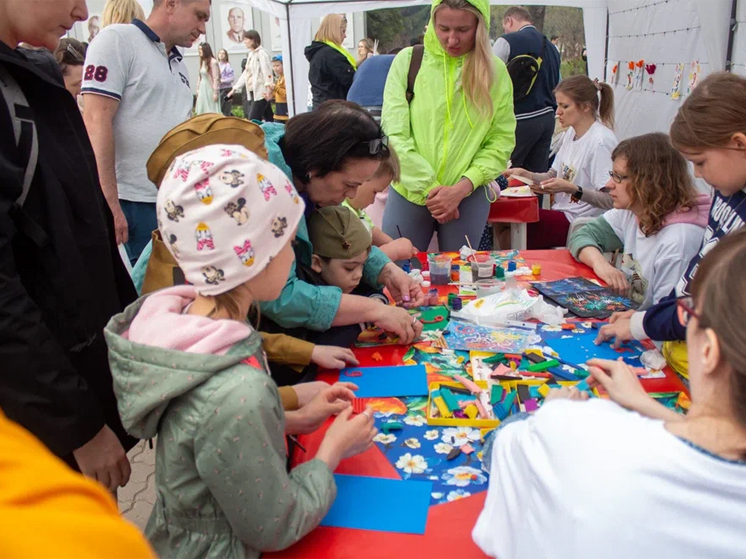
[
  {"xmin": 406, "ymin": 44, "xmax": 425, "ymax": 104},
  {"xmin": 506, "ymin": 36, "xmax": 547, "ymax": 102}
]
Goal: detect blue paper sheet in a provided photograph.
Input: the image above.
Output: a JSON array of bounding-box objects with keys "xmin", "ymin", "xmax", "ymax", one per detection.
[
  {"xmin": 540, "ymin": 325, "xmax": 644, "ymax": 368},
  {"xmin": 320, "ymin": 474, "xmax": 433, "ymax": 534},
  {"xmin": 340, "ymin": 365, "xmax": 428, "ymax": 398}
]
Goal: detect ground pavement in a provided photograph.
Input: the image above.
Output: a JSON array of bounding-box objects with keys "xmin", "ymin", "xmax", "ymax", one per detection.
[{"xmin": 120, "ymin": 440, "xmax": 156, "ymax": 530}]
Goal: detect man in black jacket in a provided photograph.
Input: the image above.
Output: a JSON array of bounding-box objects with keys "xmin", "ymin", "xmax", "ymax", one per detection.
[{"xmin": 0, "ymin": 0, "xmax": 137, "ymax": 491}]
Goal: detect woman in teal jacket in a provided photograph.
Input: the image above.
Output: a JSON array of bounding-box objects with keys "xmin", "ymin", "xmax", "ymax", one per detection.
[
  {"xmin": 260, "ymin": 102, "xmax": 425, "ymax": 345},
  {"xmin": 381, "ymin": 0, "xmax": 516, "ymax": 251}
]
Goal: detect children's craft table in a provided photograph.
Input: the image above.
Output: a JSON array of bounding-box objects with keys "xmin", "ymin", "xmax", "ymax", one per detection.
[
  {"xmin": 265, "ymin": 250, "xmax": 687, "ymax": 559},
  {"xmin": 487, "ymin": 195, "xmax": 539, "ymax": 250}
]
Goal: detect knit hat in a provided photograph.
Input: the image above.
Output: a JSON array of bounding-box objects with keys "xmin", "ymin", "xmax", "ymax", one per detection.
[
  {"xmin": 307, "ymin": 206, "xmax": 372, "ymax": 259},
  {"xmin": 157, "ymin": 144, "xmax": 304, "ymax": 296}
]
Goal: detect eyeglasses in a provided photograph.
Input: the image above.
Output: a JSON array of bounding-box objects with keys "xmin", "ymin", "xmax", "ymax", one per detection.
[
  {"xmin": 608, "ymin": 170, "xmax": 629, "ymax": 184},
  {"xmin": 676, "ymin": 295, "xmax": 700, "ymax": 327},
  {"xmin": 66, "ymin": 43, "xmax": 84, "ymax": 62},
  {"xmin": 365, "ymin": 135, "xmax": 389, "ymax": 155}
]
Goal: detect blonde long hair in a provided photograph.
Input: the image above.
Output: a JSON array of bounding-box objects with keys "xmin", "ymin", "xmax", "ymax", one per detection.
[
  {"xmin": 315, "ymin": 14, "xmax": 345, "ymax": 46},
  {"xmin": 433, "ymin": 0, "xmax": 495, "ymax": 117},
  {"xmin": 102, "ymin": 0, "xmax": 145, "ymax": 27}
]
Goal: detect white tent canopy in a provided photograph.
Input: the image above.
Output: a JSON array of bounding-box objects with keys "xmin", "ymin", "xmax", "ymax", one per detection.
[{"xmin": 232, "ymin": 0, "xmax": 610, "ymax": 115}]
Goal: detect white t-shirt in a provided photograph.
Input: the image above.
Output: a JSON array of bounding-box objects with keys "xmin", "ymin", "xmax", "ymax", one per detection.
[
  {"xmin": 473, "ymin": 399, "xmax": 746, "ymax": 559},
  {"xmin": 81, "ymin": 20, "xmax": 193, "ymax": 203},
  {"xmin": 551, "ymin": 121, "xmax": 618, "ymax": 222},
  {"xmin": 604, "ymin": 209, "xmax": 705, "ymax": 310}
]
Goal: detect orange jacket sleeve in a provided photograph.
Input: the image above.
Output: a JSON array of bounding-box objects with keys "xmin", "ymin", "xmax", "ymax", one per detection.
[{"xmin": 0, "ymin": 410, "xmax": 155, "ymax": 559}]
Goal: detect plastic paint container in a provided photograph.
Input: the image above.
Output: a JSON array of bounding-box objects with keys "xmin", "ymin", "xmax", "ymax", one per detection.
[
  {"xmin": 507, "ymin": 261, "xmax": 517, "ymax": 272},
  {"xmin": 476, "ymin": 279, "xmax": 504, "ymax": 298},
  {"xmin": 495, "ymin": 266, "xmax": 506, "ymax": 280},
  {"xmin": 428, "ymin": 254, "xmax": 452, "ymax": 285},
  {"xmin": 531, "ymin": 264, "xmax": 542, "ymax": 276},
  {"xmin": 468, "ymin": 254, "xmax": 494, "ymax": 282},
  {"xmin": 451, "ymin": 297, "xmax": 463, "ymax": 311},
  {"xmin": 427, "ymin": 289, "xmax": 439, "ymax": 306}
]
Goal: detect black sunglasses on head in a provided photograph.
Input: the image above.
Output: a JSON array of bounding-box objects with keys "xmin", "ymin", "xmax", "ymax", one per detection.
[{"xmin": 363, "ymin": 135, "xmax": 389, "ymax": 155}]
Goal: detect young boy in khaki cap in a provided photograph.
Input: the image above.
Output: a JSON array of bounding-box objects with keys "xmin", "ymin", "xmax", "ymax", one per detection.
[{"xmin": 307, "ymin": 205, "xmax": 375, "ymax": 295}]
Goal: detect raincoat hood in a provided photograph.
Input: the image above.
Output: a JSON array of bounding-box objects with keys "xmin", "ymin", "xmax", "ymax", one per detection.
[
  {"xmin": 304, "ymin": 41, "xmax": 328, "ymax": 62},
  {"xmin": 424, "ymin": 0, "xmax": 491, "ymax": 58},
  {"xmin": 104, "ymin": 287, "xmax": 262, "ymax": 439}
]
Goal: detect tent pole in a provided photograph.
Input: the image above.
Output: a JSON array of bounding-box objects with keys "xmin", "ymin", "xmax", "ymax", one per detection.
[
  {"xmin": 286, "ymin": 2, "xmax": 296, "ymax": 115},
  {"xmin": 603, "ymin": 9, "xmax": 609, "ymax": 82},
  {"xmin": 725, "ymin": 0, "xmax": 738, "ymax": 72}
]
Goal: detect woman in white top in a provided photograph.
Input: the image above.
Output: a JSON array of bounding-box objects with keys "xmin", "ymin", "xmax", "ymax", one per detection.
[
  {"xmin": 194, "ymin": 42, "xmax": 221, "ymax": 115},
  {"xmin": 569, "ymin": 133, "xmax": 709, "ymax": 310},
  {"xmin": 474, "ymin": 228, "xmax": 746, "ymax": 559},
  {"xmin": 508, "ymin": 75, "xmax": 618, "ymax": 248},
  {"xmin": 227, "ymin": 30, "xmax": 274, "ymax": 122}
]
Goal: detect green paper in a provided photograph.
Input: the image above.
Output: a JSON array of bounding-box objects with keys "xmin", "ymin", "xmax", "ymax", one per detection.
[
  {"xmin": 440, "ymin": 388, "xmax": 461, "ymax": 412},
  {"xmin": 414, "ymin": 305, "xmax": 450, "ymax": 331},
  {"xmin": 527, "ymin": 359, "xmax": 560, "ymax": 372},
  {"xmin": 491, "ymin": 385, "xmax": 504, "ymax": 405}
]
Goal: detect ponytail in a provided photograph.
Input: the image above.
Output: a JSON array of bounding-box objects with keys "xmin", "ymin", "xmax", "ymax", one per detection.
[{"xmin": 555, "ymin": 75, "xmax": 615, "ymax": 131}]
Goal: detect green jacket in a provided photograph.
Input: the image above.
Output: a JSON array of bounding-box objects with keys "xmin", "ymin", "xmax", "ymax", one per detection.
[
  {"xmin": 568, "ymin": 215, "xmax": 623, "ymax": 260},
  {"xmin": 105, "ymin": 298, "xmax": 336, "ymax": 559},
  {"xmin": 381, "ymin": 0, "xmax": 516, "ymax": 206}
]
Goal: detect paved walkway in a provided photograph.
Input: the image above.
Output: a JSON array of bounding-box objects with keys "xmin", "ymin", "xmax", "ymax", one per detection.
[{"xmin": 120, "ymin": 440, "xmax": 156, "ymax": 530}]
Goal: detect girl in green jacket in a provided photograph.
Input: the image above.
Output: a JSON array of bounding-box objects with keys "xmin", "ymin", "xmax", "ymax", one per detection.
[
  {"xmin": 106, "ymin": 145, "xmax": 376, "ymax": 558},
  {"xmin": 381, "ymin": 0, "xmax": 516, "ymax": 251}
]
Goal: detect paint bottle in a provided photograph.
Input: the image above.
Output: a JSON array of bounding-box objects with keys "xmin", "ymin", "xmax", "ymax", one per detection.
[
  {"xmin": 451, "ymin": 297, "xmax": 463, "ymax": 311},
  {"xmin": 531, "ymin": 264, "xmax": 542, "ymax": 276},
  {"xmin": 427, "ymin": 289, "xmax": 439, "ymax": 307},
  {"xmin": 495, "ymin": 266, "xmax": 506, "ymax": 281},
  {"xmin": 507, "ymin": 261, "xmax": 517, "ymax": 272}
]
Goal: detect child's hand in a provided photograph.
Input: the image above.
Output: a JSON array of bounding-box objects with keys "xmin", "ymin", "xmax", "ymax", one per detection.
[
  {"xmin": 311, "ymin": 345, "xmax": 359, "ymax": 369},
  {"xmin": 317, "ymin": 406, "xmax": 377, "ymax": 469},
  {"xmin": 544, "ymin": 385, "xmax": 589, "ymax": 403},
  {"xmin": 293, "ymin": 384, "xmax": 357, "ymax": 435},
  {"xmin": 293, "ymin": 381, "xmax": 331, "ymax": 407},
  {"xmin": 593, "ymin": 262, "xmax": 630, "ymax": 296},
  {"xmin": 380, "ymin": 238, "xmax": 416, "ymax": 262},
  {"xmin": 587, "ymin": 359, "xmax": 649, "ymax": 411}
]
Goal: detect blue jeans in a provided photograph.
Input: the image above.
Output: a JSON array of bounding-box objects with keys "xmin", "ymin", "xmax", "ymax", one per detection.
[{"xmin": 121, "ymin": 200, "xmax": 157, "ymax": 266}]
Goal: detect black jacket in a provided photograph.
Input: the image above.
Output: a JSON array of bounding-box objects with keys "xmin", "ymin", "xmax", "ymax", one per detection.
[
  {"xmin": 0, "ymin": 43, "xmax": 137, "ymax": 459},
  {"xmin": 305, "ymin": 41, "xmax": 355, "ymax": 109}
]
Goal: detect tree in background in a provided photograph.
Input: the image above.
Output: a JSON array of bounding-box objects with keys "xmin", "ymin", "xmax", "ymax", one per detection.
[{"xmin": 366, "ymin": 6, "xmax": 430, "ymax": 53}]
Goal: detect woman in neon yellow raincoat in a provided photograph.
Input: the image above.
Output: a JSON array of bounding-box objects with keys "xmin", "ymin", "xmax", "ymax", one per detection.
[{"xmin": 381, "ymin": 0, "xmax": 516, "ymax": 251}]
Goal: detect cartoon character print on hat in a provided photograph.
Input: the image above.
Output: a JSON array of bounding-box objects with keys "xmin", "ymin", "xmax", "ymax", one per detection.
[
  {"xmin": 257, "ymin": 173, "xmax": 277, "ymax": 201},
  {"xmin": 234, "ymin": 239, "xmax": 255, "ymax": 266},
  {"xmin": 194, "ymin": 177, "xmax": 214, "ymax": 205},
  {"xmin": 168, "ymin": 233, "xmax": 180, "ymax": 257},
  {"xmin": 284, "ymin": 179, "xmax": 300, "ymax": 204},
  {"xmin": 220, "ymin": 170, "xmax": 245, "ymax": 188},
  {"xmin": 195, "ymin": 222, "xmax": 215, "ymax": 251},
  {"xmin": 164, "ymin": 199, "xmax": 185, "ymax": 222},
  {"xmin": 202, "ymin": 265, "xmax": 225, "ymax": 285},
  {"xmin": 271, "ymin": 217, "xmax": 288, "ymax": 238},
  {"xmin": 224, "ymin": 198, "xmax": 249, "ymax": 225},
  {"xmin": 173, "ymin": 158, "xmax": 215, "ymax": 182}
]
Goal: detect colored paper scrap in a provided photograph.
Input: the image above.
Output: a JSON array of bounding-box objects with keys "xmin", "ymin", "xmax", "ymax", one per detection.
[
  {"xmin": 321, "ymin": 475, "xmax": 433, "ymax": 534},
  {"xmin": 340, "ymin": 365, "xmax": 428, "ymax": 398}
]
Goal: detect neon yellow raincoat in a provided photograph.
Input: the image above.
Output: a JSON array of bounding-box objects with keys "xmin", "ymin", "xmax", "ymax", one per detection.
[{"xmin": 381, "ymin": 0, "xmax": 516, "ymax": 206}]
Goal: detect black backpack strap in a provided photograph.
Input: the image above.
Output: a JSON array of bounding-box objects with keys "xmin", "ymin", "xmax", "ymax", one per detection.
[{"xmin": 406, "ymin": 45, "xmax": 425, "ymax": 104}]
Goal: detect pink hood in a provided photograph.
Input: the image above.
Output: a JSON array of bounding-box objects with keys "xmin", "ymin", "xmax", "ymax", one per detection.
[
  {"xmin": 663, "ymin": 193, "xmax": 712, "ymax": 229},
  {"xmin": 126, "ymin": 285, "xmax": 252, "ymax": 355}
]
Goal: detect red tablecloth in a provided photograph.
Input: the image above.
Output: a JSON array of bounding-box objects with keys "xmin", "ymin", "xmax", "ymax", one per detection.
[
  {"xmin": 487, "ymin": 195, "xmax": 539, "ymax": 224},
  {"xmin": 266, "ymin": 250, "xmax": 686, "ymax": 559}
]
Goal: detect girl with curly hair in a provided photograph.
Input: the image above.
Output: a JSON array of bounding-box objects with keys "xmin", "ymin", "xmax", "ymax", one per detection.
[{"xmin": 568, "ymin": 132, "xmax": 710, "ymax": 309}]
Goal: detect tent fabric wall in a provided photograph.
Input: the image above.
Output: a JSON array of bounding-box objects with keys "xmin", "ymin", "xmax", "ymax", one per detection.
[
  {"xmin": 730, "ymin": 0, "xmax": 746, "ymax": 76},
  {"xmin": 237, "ymin": 0, "xmax": 609, "ymax": 115},
  {"xmin": 605, "ymin": 0, "xmax": 730, "ymax": 141}
]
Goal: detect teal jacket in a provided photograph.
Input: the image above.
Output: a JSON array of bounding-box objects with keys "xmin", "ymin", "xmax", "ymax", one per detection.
[
  {"xmin": 104, "ymin": 298, "xmax": 336, "ymax": 558},
  {"xmin": 381, "ymin": 0, "xmax": 516, "ymax": 206},
  {"xmin": 259, "ymin": 124, "xmax": 390, "ymax": 331}
]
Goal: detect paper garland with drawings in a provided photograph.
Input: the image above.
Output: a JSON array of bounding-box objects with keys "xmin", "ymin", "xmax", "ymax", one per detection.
[
  {"xmin": 671, "ymin": 63, "xmax": 685, "ymax": 100},
  {"xmin": 686, "ymin": 60, "xmax": 701, "ymax": 95},
  {"xmin": 625, "ymin": 61, "xmax": 635, "ymax": 90},
  {"xmin": 444, "ymin": 321, "xmax": 533, "ymax": 353},
  {"xmin": 531, "ymin": 277, "xmax": 637, "ymax": 319}
]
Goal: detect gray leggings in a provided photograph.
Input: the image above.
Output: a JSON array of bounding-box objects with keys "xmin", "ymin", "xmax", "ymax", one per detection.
[{"xmin": 382, "ymin": 186, "xmax": 491, "ymax": 252}]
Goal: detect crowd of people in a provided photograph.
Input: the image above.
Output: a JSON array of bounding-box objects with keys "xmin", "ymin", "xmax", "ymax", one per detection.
[{"xmin": 1, "ymin": 0, "xmax": 746, "ymax": 558}]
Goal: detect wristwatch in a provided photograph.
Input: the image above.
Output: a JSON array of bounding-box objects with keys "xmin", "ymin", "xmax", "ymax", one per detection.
[{"xmin": 571, "ymin": 186, "xmax": 583, "ymax": 202}]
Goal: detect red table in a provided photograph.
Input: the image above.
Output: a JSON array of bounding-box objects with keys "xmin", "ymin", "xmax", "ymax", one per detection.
[
  {"xmin": 487, "ymin": 188, "xmax": 540, "ymax": 250},
  {"xmin": 266, "ymin": 251, "xmax": 686, "ymax": 559}
]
